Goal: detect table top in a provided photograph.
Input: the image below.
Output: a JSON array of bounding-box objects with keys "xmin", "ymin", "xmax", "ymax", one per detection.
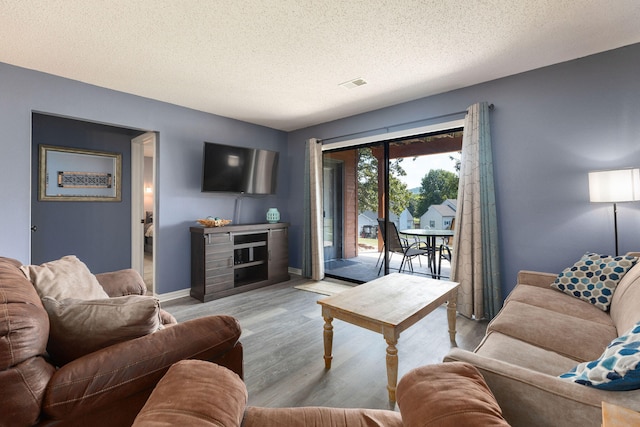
[
  {"xmin": 317, "ymin": 273, "xmax": 459, "ymax": 329},
  {"xmin": 400, "ymin": 228, "xmax": 454, "ymax": 237}
]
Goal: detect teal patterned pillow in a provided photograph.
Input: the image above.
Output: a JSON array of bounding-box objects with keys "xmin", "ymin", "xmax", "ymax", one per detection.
[
  {"xmin": 559, "ymin": 321, "xmax": 640, "ymax": 390},
  {"xmin": 551, "ymin": 253, "xmax": 638, "ymax": 311}
]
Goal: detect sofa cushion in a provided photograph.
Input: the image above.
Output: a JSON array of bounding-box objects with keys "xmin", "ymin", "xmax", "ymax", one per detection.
[
  {"xmin": 551, "ymin": 253, "xmax": 637, "ymax": 311},
  {"xmin": 506, "ymin": 284, "xmax": 614, "ymax": 326},
  {"xmin": 560, "ymin": 320, "xmax": 640, "ymax": 390},
  {"xmin": 475, "ymin": 331, "xmax": 579, "ymax": 376},
  {"xmin": 488, "ymin": 300, "xmax": 617, "ymax": 362},
  {"xmin": 42, "ymin": 295, "xmax": 162, "ymax": 365},
  {"xmin": 20, "ymin": 255, "xmax": 108, "ymax": 300}
]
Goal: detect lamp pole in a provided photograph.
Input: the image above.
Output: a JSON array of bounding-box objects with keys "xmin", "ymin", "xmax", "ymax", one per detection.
[{"xmin": 613, "ymin": 202, "xmax": 619, "ymax": 257}]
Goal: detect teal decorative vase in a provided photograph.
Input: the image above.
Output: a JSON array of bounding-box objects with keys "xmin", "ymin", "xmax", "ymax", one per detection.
[{"xmin": 266, "ymin": 208, "xmax": 280, "ymax": 223}]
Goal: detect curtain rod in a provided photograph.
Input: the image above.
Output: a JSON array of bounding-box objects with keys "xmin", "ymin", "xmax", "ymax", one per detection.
[{"xmin": 320, "ymin": 103, "xmax": 494, "ymax": 144}]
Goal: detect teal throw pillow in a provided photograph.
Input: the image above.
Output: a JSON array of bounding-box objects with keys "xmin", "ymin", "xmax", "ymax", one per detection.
[
  {"xmin": 551, "ymin": 253, "xmax": 638, "ymax": 311},
  {"xmin": 559, "ymin": 321, "xmax": 640, "ymax": 390}
]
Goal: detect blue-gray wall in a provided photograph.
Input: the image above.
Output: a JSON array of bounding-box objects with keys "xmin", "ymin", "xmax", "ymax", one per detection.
[
  {"xmin": 31, "ymin": 113, "xmax": 140, "ymax": 272},
  {"xmin": 288, "ymin": 43, "xmax": 640, "ymax": 297},
  {"xmin": 2, "ymin": 42, "xmax": 639, "ymax": 298},
  {"xmin": 0, "ymin": 62, "xmax": 287, "ymax": 294}
]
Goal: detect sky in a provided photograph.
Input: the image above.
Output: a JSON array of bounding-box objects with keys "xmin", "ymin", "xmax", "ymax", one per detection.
[{"xmin": 399, "ymin": 152, "xmax": 459, "ymax": 190}]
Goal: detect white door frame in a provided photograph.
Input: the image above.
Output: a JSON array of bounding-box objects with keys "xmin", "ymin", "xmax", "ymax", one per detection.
[{"xmin": 131, "ymin": 132, "xmax": 156, "ymax": 292}]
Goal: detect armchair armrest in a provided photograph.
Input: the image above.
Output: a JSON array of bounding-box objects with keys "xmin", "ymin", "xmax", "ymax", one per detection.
[
  {"xmin": 516, "ymin": 270, "xmax": 557, "ymax": 289},
  {"xmin": 95, "ymin": 269, "xmax": 146, "ymax": 297},
  {"xmin": 396, "ymin": 361, "xmax": 509, "ymax": 427},
  {"xmin": 42, "ymin": 315, "xmax": 242, "ymax": 421},
  {"xmin": 94, "ymin": 269, "xmax": 177, "ymax": 325},
  {"xmin": 133, "ymin": 360, "xmax": 247, "ymax": 427},
  {"xmin": 444, "ymin": 348, "xmax": 640, "ymax": 427}
]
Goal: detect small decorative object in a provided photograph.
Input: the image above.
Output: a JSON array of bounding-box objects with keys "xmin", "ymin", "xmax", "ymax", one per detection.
[
  {"xmin": 197, "ymin": 216, "xmax": 232, "ymax": 227},
  {"xmin": 266, "ymin": 208, "xmax": 280, "ymax": 223}
]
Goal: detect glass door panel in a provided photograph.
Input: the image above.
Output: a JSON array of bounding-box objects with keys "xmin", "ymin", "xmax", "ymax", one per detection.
[
  {"xmin": 323, "ymin": 146, "xmax": 383, "ymax": 283},
  {"xmin": 322, "ymin": 159, "xmax": 343, "ymax": 261}
]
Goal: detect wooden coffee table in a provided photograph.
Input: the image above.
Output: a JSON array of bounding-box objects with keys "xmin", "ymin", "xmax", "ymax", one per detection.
[{"xmin": 317, "ymin": 273, "xmax": 459, "ymax": 402}]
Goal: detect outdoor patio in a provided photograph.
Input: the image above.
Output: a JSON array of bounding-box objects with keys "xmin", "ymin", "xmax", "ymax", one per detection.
[{"xmin": 324, "ymin": 246, "xmax": 452, "ymax": 284}]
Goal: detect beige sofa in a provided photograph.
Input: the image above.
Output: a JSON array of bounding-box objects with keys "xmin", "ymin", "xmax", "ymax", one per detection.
[{"xmin": 446, "ymin": 253, "xmax": 640, "ymax": 427}]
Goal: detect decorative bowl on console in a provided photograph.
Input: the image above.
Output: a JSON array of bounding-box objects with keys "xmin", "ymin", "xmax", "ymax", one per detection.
[{"xmin": 197, "ymin": 217, "xmax": 232, "ymax": 227}]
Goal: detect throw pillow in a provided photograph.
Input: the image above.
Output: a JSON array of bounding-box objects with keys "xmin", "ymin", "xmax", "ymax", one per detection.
[
  {"xmin": 559, "ymin": 320, "xmax": 640, "ymax": 390},
  {"xmin": 550, "ymin": 253, "xmax": 638, "ymax": 311},
  {"xmin": 42, "ymin": 295, "xmax": 163, "ymax": 365},
  {"xmin": 20, "ymin": 255, "xmax": 109, "ymax": 300}
]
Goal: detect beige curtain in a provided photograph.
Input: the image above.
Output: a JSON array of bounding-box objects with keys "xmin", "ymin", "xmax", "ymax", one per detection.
[
  {"xmin": 302, "ymin": 138, "xmax": 324, "ymax": 280},
  {"xmin": 451, "ymin": 102, "xmax": 501, "ymax": 320}
]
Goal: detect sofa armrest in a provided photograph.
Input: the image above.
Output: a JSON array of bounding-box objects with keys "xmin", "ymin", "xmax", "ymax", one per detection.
[
  {"xmin": 444, "ymin": 348, "xmax": 639, "ymax": 427},
  {"xmin": 95, "ymin": 269, "xmax": 146, "ymax": 297},
  {"xmin": 516, "ymin": 270, "xmax": 557, "ymax": 288},
  {"xmin": 42, "ymin": 315, "xmax": 242, "ymax": 421},
  {"xmin": 133, "ymin": 360, "xmax": 247, "ymax": 427}
]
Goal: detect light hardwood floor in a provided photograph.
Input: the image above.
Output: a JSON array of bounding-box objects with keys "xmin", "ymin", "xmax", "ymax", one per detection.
[{"xmin": 162, "ymin": 274, "xmax": 488, "ymax": 410}]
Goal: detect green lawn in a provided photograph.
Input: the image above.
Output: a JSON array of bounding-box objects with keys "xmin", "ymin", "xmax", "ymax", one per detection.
[{"xmin": 358, "ymin": 238, "xmax": 378, "ymax": 251}]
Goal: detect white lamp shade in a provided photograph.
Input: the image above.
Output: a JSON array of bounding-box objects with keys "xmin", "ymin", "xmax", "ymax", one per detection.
[{"xmin": 588, "ymin": 168, "xmax": 640, "ymax": 202}]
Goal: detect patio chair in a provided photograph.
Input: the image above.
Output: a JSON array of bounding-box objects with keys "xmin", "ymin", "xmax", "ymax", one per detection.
[
  {"xmin": 437, "ymin": 244, "xmax": 452, "ymax": 279},
  {"xmin": 377, "ymin": 219, "xmax": 432, "ymax": 275},
  {"xmin": 437, "ymin": 219, "xmax": 455, "ymax": 279}
]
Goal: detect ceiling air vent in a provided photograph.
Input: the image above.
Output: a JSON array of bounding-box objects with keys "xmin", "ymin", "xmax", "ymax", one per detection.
[{"xmin": 339, "ymin": 78, "xmax": 367, "ymax": 89}]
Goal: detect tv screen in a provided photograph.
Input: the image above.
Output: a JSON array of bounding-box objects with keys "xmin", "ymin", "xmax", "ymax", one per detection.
[{"xmin": 202, "ymin": 142, "xmax": 279, "ymax": 194}]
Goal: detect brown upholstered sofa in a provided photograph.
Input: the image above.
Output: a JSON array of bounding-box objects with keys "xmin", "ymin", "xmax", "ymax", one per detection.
[
  {"xmin": 0, "ymin": 256, "xmax": 243, "ymax": 427},
  {"xmin": 132, "ymin": 359, "xmax": 510, "ymax": 426},
  {"xmin": 446, "ymin": 253, "xmax": 640, "ymax": 427}
]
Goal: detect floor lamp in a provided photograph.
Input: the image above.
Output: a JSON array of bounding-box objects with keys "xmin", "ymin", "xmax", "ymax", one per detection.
[{"xmin": 588, "ymin": 168, "xmax": 640, "ymax": 256}]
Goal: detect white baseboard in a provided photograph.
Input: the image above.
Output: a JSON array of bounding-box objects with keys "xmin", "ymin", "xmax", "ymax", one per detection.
[
  {"xmin": 289, "ymin": 266, "xmax": 302, "ymax": 276},
  {"xmin": 155, "ymin": 288, "xmax": 190, "ymax": 302}
]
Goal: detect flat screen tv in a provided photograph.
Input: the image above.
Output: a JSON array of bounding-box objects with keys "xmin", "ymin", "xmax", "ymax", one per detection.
[{"xmin": 201, "ymin": 141, "xmax": 279, "ymax": 194}]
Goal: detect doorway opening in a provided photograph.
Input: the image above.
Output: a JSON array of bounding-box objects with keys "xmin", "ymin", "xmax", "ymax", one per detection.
[
  {"xmin": 322, "ymin": 129, "xmax": 463, "ymax": 283},
  {"xmin": 131, "ymin": 132, "xmax": 157, "ymax": 295}
]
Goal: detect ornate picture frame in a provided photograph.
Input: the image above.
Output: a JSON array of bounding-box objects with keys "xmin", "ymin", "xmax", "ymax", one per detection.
[{"xmin": 38, "ymin": 145, "xmax": 122, "ymax": 202}]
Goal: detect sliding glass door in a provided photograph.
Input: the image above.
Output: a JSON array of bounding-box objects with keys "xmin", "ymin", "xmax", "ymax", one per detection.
[{"xmin": 322, "ymin": 130, "xmax": 463, "ymax": 283}]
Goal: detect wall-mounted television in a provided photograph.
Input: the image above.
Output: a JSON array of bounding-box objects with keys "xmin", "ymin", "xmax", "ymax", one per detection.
[{"xmin": 201, "ymin": 141, "xmax": 279, "ymax": 194}]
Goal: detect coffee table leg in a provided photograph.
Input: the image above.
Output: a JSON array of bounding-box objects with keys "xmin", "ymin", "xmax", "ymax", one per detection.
[
  {"xmin": 385, "ymin": 337, "xmax": 398, "ymax": 402},
  {"xmin": 447, "ymin": 289, "xmax": 458, "ymax": 343},
  {"xmin": 323, "ymin": 316, "xmax": 334, "ymax": 369}
]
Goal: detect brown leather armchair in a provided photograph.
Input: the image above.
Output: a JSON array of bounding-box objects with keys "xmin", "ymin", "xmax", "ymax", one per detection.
[
  {"xmin": 0, "ymin": 257, "xmax": 243, "ymax": 427},
  {"xmin": 132, "ymin": 360, "xmax": 510, "ymax": 427}
]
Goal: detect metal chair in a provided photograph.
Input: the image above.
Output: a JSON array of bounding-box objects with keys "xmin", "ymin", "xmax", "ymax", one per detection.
[
  {"xmin": 437, "ymin": 219, "xmax": 455, "ymax": 279},
  {"xmin": 377, "ymin": 218, "xmax": 432, "ymax": 275}
]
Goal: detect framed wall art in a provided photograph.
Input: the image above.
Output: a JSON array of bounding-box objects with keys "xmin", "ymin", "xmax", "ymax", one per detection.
[{"xmin": 39, "ymin": 145, "xmax": 122, "ymax": 201}]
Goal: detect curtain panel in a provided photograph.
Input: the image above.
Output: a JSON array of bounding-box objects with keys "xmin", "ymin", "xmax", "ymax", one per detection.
[
  {"xmin": 302, "ymin": 138, "xmax": 325, "ymax": 280},
  {"xmin": 451, "ymin": 102, "xmax": 502, "ymax": 319}
]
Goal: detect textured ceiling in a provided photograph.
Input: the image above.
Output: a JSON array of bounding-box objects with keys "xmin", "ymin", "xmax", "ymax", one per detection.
[{"xmin": 1, "ymin": 1, "xmax": 639, "ymax": 131}]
